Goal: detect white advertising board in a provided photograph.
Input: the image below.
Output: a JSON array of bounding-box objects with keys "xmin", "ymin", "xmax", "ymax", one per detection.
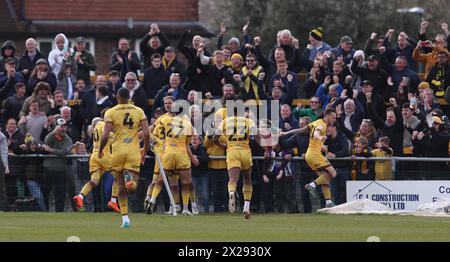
[{"xmin": 346, "ymin": 181, "xmax": 450, "ymax": 211}]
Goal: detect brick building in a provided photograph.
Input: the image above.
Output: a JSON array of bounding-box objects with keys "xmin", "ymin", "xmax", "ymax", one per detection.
[{"xmin": 0, "ymin": 0, "xmax": 213, "ymax": 75}]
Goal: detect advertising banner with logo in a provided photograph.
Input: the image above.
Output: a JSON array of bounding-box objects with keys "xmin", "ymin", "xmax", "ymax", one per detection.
[{"xmin": 346, "ymin": 181, "xmax": 450, "ymax": 211}]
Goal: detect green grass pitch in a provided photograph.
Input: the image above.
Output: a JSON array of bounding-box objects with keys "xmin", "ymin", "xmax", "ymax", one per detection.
[{"xmin": 0, "ymin": 212, "xmax": 449, "ymax": 241}]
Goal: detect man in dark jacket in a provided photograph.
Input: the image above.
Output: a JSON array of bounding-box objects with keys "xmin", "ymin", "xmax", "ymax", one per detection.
[
  {"xmin": 324, "ymin": 124, "xmax": 351, "ymax": 205},
  {"xmin": 334, "ymin": 97, "xmax": 364, "ymax": 134},
  {"xmin": 17, "ymin": 38, "xmax": 46, "ymax": 84},
  {"xmin": 0, "ymin": 58, "xmax": 24, "ymax": 106},
  {"xmin": 142, "ymin": 54, "xmax": 169, "ymax": 98},
  {"xmin": 280, "ymin": 104, "xmax": 299, "ymax": 132},
  {"xmin": 384, "ymin": 31, "xmax": 418, "ymax": 71},
  {"xmin": 72, "ymin": 37, "xmax": 96, "ymax": 87},
  {"xmin": 190, "ymin": 135, "xmax": 209, "ymax": 213},
  {"xmin": 412, "ymin": 115, "xmax": 449, "ymax": 177},
  {"xmin": 0, "ymin": 40, "xmax": 19, "ymax": 72},
  {"xmin": 140, "ymin": 23, "xmax": 170, "ymax": 70},
  {"xmin": 80, "ymin": 76, "xmax": 106, "ymax": 133},
  {"xmin": 357, "ymin": 80, "xmax": 386, "ymax": 119},
  {"xmin": 176, "ymin": 30, "xmax": 210, "ymax": 92},
  {"xmin": 110, "ymin": 38, "xmax": 141, "ymax": 83},
  {"xmin": 106, "ymin": 70, "xmax": 121, "ymax": 104},
  {"xmin": 162, "ymin": 46, "xmax": 187, "ymax": 84},
  {"xmin": 199, "ymin": 50, "xmax": 234, "ymax": 98},
  {"xmin": 279, "ymin": 116, "xmax": 315, "ymax": 213},
  {"xmin": 2, "ymin": 83, "xmax": 26, "ymax": 126},
  {"xmin": 368, "ymin": 97, "xmax": 404, "ymax": 156},
  {"xmin": 331, "ymin": 36, "xmax": 356, "ymax": 65},
  {"xmin": 268, "ymin": 29, "xmax": 304, "ymax": 73},
  {"xmin": 351, "ymin": 54, "xmax": 389, "ymax": 98},
  {"xmin": 152, "ymin": 73, "xmax": 187, "ymax": 115},
  {"xmin": 94, "ymin": 86, "xmax": 114, "ymax": 119},
  {"xmin": 380, "ymin": 50, "xmax": 420, "ymax": 95}
]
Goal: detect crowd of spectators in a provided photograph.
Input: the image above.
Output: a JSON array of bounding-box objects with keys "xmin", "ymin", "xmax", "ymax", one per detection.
[{"xmin": 0, "ymin": 20, "xmax": 449, "ymax": 213}]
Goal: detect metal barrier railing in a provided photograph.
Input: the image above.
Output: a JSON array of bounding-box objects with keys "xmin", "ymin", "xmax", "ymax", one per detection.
[{"xmin": 2, "ymin": 154, "xmax": 449, "ymax": 213}]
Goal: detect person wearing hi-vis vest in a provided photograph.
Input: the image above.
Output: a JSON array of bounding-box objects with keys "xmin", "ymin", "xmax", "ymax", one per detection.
[
  {"xmin": 240, "ymin": 53, "xmax": 264, "ymax": 101},
  {"xmin": 426, "ymin": 51, "xmax": 450, "ymax": 98}
]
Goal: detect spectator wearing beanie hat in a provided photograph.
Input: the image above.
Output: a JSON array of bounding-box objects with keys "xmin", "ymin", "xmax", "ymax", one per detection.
[{"xmin": 307, "ymin": 27, "xmax": 331, "ymax": 61}]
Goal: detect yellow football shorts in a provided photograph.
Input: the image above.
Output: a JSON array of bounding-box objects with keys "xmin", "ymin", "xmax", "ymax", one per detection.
[
  {"xmin": 305, "ymin": 151, "xmax": 331, "ymax": 171},
  {"xmin": 89, "ymin": 154, "xmax": 112, "ymax": 180},
  {"xmin": 226, "ymin": 149, "xmax": 252, "ymax": 171},
  {"xmin": 162, "ymin": 152, "xmax": 191, "ymax": 170},
  {"xmin": 112, "ymin": 152, "xmax": 141, "ymax": 173}
]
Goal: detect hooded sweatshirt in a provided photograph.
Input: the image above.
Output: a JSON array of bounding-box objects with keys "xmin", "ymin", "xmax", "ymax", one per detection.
[
  {"xmin": 48, "ymin": 33, "xmax": 70, "ymax": 75},
  {"xmin": 0, "ymin": 40, "xmax": 18, "ymax": 72}
]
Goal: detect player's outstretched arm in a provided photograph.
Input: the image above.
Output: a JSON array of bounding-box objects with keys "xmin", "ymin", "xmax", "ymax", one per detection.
[
  {"xmin": 280, "ymin": 126, "xmax": 309, "ymax": 137},
  {"xmin": 99, "ymin": 121, "xmax": 112, "ymax": 158}
]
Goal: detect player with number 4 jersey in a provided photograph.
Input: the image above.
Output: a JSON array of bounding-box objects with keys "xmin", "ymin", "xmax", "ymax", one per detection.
[{"xmin": 99, "ymin": 87, "xmax": 150, "ymax": 228}]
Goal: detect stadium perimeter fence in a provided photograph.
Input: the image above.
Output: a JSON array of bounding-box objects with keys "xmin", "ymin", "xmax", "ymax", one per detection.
[{"xmin": 2, "ymin": 155, "xmax": 449, "ymax": 213}]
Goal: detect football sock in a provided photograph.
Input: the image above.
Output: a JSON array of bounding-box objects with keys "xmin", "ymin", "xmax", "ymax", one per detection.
[
  {"xmin": 122, "ymin": 215, "xmax": 129, "ymax": 224},
  {"xmin": 182, "ymin": 184, "xmax": 190, "ymax": 208},
  {"xmin": 326, "ymin": 199, "xmax": 333, "ymax": 205},
  {"xmin": 243, "ymin": 201, "xmax": 250, "ymax": 211},
  {"xmin": 111, "ymin": 179, "xmax": 118, "ymax": 200},
  {"xmin": 322, "ymin": 184, "xmax": 331, "ymax": 200},
  {"xmin": 172, "ymin": 185, "xmax": 180, "ymax": 205},
  {"xmin": 118, "ymin": 194, "xmax": 128, "ymax": 215},
  {"xmin": 80, "ymin": 181, "xmax": 95, "ymax": 196},
  {"xmin": 228, "ymin": 181, "xmax": 237, "ymax": 193},
  {"xmin": 308, "ymin": 182, "xmax": 317, "ymax": 188},
  {"xmin": 314, "ymin": 174, "xmax": 330, "ymax": 186},
  {"xmin": 190, "ymin": 184, "xmax": 196, "ymax": 204},
  {"xmin": 151, "ymin": 181, "xmax": 163, "ymax": 199},
  {"xmin": 243, "ymin": 181, "xmax": 253, "ymax": 201}
]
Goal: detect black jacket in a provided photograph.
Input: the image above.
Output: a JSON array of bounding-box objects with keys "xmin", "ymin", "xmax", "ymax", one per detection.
[
  {"xmin": 176, "ymin": 30, "xmax": 210, "ymax": 92},
  {"xmin": 368, "ymin": 103, "xmax": 404, "ymax": 156},
  {"xmin": 106, "ymin": 80, "xmax": 122, "ymax": 104},
  {"xmin": 95, "ymin": 97, "xmax": 114, "ymax": 119},
  {"xmin": 200, "ymin": 63, "xmax": 234, "ymax": 97},
  {"xmin": 2, "ymin": 128, "xmax": 24, "ymax": 154},
  {"xmin": 0, "ymin": 72, "xmax": 24, "ymax": 99},
  {"xmin": 356, "ymin": 92, "xmax": 385, "ymax": 120},
  {"xmin": 27, "ymin": 71, "xmax": 57, "ymax": 95},
  {"xmin": 17, "ymin": 49, "xmax": 47, "ymax": 76},
  {"xmin": 279, "ymin": 133, "xmax": 311, "ymax": 170},
  {"xmin": 72, "ymin": 49, "xmax": 96, "ymax": 86},
  {"xmin": 422, "ymin": 128, "xmax": 450, "ymax": 158},
  {"xmin": 142, "ymin": 66, "xmax": 169, "ymax": 98},
  {"xmin": 325, "ymin": 132, "xmax": 351, "ymax": 168},
  {"xmin": 268, "ymin": 44, "xmax": 304, "ymax": 73},
  {"xmin": 110, "ymin": 49, "xmax": 141, "ymax": 83},
  {"xmin": 140, "ymin": 31, "xmax": 170, "ymax": 70},
  {"xmin": 162, "ymin": 57, "xmax": 187, "ymax": 84},
  {"xmin": 351, "ymin": 60, "xmax": 389, "ymax": 98},
  {"xmin": 130, "ymin": 87, "xmax": 148, "ymax": 114},
  {"xmin": 152, "ymin": 85, "xmax": 187, "ymax": 115},
  {"xmin": 190, "ymin": 144, "xmax": 209, "ymax": 177},
  {"xmin": 80, "ymin": 87, "xmax": 97, "ymax": 126},
  {"xmin": 2, "ymin": 94, "xmax": 25, "ymax": 125}
]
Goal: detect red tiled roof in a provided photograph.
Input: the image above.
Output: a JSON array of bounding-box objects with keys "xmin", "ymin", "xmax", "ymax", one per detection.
[{"xmin": 22, "ymin": 0, "xmax": 198, "ymax": 21}]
